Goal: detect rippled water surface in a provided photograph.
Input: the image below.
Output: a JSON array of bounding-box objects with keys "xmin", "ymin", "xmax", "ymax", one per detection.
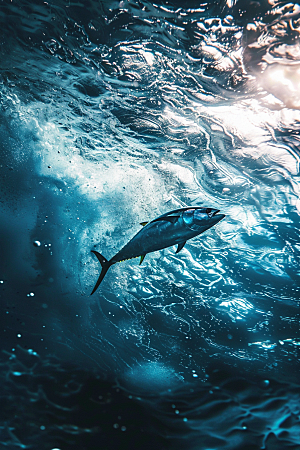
[{"xmin": 1, "ymin": 0, "xmax": 300, "ymax": 448}]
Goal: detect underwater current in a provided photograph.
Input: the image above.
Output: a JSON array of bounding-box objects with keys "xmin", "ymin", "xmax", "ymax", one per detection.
[{"xmin": 1, "ymin": 0, "xmax": 300, "ymax": 448}]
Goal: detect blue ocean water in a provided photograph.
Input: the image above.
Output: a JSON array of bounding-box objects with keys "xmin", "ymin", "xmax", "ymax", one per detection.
[{"xmin": 1, "ymin": 0, "xmax": 300, "ymax": 448}]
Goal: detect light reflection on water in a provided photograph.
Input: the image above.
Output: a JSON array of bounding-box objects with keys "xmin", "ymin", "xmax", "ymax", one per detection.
[{"xmin": 1, "ymin": 0, "xmax": 300, "ymax": 448}]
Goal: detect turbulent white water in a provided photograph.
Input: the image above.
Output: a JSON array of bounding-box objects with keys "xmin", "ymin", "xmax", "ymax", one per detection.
[{"xmin": 1, "ymin": 0, "xmax": 300, "ymax": 448}]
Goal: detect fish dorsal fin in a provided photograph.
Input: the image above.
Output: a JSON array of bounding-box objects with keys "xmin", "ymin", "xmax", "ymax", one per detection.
[
  {"xmin": 139, "ymin": 255, "xmax": 146, "ymax": 265},
  {"xmin": 140, "ymin": 222, "xmax": 148, "ymax": 227},
  {"xmin": 176, "ymin": 241, "xmax": 186, "ymax": 253},
  {"xmin": 153, "ymin": 215, "xmax": 180, "ymax": 224}
]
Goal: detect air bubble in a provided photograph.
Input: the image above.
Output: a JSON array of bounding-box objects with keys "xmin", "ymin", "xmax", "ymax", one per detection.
[{"xmin": 33, "ymin": 241, "xmax": 41, "ymax": 247}]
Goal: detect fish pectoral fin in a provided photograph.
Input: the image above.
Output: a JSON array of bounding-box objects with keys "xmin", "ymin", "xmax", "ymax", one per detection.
[
  {"xmin": 153, "ymin": 215, "xmax": 180, "ymax": 224},
  {"xmin": 139, "ymin": 255, "xmax": 146, "ymax": 265},
  {"xmin": 140, "ymin": 221, "xmax": 148, "ymax": 227},
  {"xmin": 176, "ymin": 241, "xmax": 186, "ymax": 253}
]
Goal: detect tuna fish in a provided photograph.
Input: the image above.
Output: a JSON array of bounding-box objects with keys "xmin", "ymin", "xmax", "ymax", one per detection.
[{"xmin": 91, "ymin": 207, "xmax": 225, "ymax": 294}]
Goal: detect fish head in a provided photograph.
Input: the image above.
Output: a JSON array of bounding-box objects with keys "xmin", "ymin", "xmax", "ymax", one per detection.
[{"xmin": 182, "ymin": 208, "xmax": 225, "ymax": 232}]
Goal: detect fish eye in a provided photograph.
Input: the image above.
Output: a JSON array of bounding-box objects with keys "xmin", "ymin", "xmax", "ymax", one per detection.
[{"xmin": 206, "ymin": 208, "xmax": 212, "ymax": 216}]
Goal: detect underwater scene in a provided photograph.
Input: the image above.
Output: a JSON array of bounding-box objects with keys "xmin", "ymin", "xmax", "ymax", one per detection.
[{"xmin": 1, "ymin": 0, "xmax": 300, "ymax": 448}]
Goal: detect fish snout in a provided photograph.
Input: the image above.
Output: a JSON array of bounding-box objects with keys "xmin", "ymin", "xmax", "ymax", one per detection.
[
  {"xmin": 206, "ymin": 208, "xmax": 220, "ymax": 218},
  {"xmin": 208, "ymin": 212, "xmax": 225, "ymax": 225},
  {"xmin": 201, "ymin": 209, "xmax": 225, "ymax": 225}
]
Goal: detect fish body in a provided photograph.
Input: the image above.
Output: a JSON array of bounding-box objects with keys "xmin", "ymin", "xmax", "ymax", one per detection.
[{"xmin": 91, "ymin": 207, "xmax": 225, "ymax": 294}]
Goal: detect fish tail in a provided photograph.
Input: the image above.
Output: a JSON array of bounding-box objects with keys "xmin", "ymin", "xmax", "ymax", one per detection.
[{"xmin": 90, "ymin": 250, "xmax": 112, "ymax": 294}]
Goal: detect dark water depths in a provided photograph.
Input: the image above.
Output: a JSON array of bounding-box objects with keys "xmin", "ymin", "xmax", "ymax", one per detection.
[{"xmin": 1, "ymin": 0, "xmax": 300, "ymax": 448}]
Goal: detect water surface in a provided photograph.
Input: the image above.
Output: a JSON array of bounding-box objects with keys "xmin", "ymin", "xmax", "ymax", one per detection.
[{"xmin": 1, "ymin": 0, "xmax": 300, "ymax": 448}]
